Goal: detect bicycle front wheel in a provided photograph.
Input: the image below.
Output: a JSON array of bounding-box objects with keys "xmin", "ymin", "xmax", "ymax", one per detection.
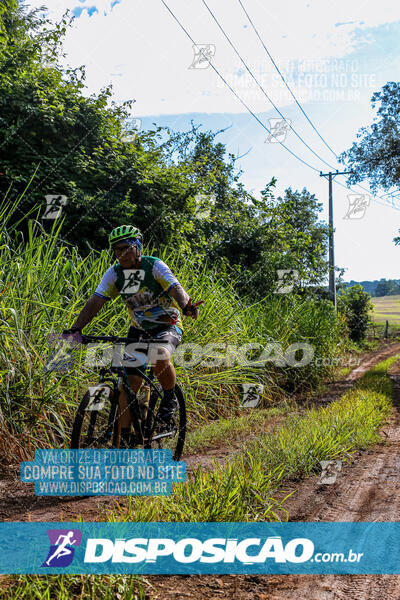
[
  {"xmin": 70, "ymin": 385, "xmax": 120, "ymax": 449},
  {"xmin": 143, "ymin": 383, "xmax": 186, "ymax": 461}
]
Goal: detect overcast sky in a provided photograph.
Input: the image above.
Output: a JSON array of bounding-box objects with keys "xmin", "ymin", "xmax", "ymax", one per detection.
[{"xmin": 26, "ymin": 0, "xmax": 400, "ymax": 281}]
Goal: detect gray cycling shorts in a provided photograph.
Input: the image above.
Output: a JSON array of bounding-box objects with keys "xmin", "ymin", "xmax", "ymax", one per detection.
[{"xmin": 121, "ymin": 325, "xmax": 182, "ymax": 374}]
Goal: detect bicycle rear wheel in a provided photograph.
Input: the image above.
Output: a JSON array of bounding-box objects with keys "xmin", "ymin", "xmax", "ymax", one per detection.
[
  {"xmin": 70, "ymin": 384, "xmax": 120, "ymax": 449},
  {"xmin": 143, "ymin": 382, "xmax": 186, "ymax": 461}
]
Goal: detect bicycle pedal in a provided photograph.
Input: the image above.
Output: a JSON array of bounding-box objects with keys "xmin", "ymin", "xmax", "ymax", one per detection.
[
  {"xmin": 97, "ymin": 432, "xmax": 112, "ymax": 443},
  {"xmin": 156, "ymin": 416, "xmax": 176, "ymax": 434},
  {"xmin": 119, "ymin": 434, "xmax": 138, "ymax": 449}
]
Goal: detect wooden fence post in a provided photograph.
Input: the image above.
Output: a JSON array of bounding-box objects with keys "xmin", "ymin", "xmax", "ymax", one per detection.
[{"xmin": 384, "ymin": 320, "xmax": 389, "ymax": 338}]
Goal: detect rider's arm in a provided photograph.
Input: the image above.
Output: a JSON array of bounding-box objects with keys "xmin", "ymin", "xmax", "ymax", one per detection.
[
  {"xmin": 169, "ymin": 286, "xmax": 203, "ymax": 319},
  {"xmin": 151, "ymin": 259, "xmax": 202, "ymax": 318},
  {"xmin": 71, "ymin": 294, "xmax": 109, "ymax": 331},
  {"xmin": 151, "ymin": 259, "xmax": 189, "ymax": 309},
  {"xmin": 168, "ymin": 284, "xmax": 190, "ymax": 310}
]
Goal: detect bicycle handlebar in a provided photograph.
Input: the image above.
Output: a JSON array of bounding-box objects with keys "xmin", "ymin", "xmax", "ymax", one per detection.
[{"xmin": 80, "ymin": 334, "xmax": 161, "ymax": 345}]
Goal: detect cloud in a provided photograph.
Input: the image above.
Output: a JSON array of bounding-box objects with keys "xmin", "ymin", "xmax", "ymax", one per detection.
[
  {"xmin": 24, "ymin": 0, "xmax": 400, "ymax": 116},
  {"xmin": 30, "ymin": 0, "xmax": 119, "ymax": 18},
  {"xmin": 335, "ymin": 21, "xmax": 358, "ymax": 27}
]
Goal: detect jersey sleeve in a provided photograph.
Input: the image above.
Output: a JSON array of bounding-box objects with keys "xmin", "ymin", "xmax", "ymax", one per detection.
[
  {"xmin": 152, "ymin": 259, "xmax": 180, "ymax": 292},
  {"xmin": 94, "ymin": 266, "xmax": 119, "ymax": 300}
]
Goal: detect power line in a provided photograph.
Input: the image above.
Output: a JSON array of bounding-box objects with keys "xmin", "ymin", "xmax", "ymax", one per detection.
[
  {"xmin": 379, "ymin": 190, "xmax": 400, "ymax": 206},
  {"xmin": 351, "ymin": 180, "xmax": 400, "ymax": 207},
  {"xmin": 201, "ymin": 0, "xmax": 338, "ymax": 171},
  {"xmin": 237, "ymin": 0, "xmax": 340, "ymax": 160},
  {"xmin": 161, "ymin": 0, "xmax": 400, "ymax": 212},
  {"xmin": 160, "ymin": 0, "xmax": 322, "ymax": 173},
  {"xmin": 334, "ymin": 177, "xmax": 400, "ymax": 211},
  {"xmin": 236, "ymin": 0, "xmax": 400, "ymax": 211},
  {"xmin": 330, "ymin": 164, "xmax": 400, "ymax": 210},
  {"xmin": 329, "ymin": 169, "xmax": 400, "ymax": 211}
]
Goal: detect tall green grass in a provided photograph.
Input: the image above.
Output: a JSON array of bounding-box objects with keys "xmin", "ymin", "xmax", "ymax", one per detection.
[
  {"xmin": 0, "ymin": 196, "xmax": 348, "ymax": 458},
  {"xmin": 105, "ymin": 355, "xmax": 397, "ymax": 523},
  {"xmin": 0, "ymin": 574, "xmax": 146, "ymax": 599},
  {"xmin": 2, "ymin": 359, "xmax": 395, "ymax": 600}
]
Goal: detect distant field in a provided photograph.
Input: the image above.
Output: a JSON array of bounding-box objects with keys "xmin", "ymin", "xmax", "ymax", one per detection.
[{"xmin": 371, "ymin": 295, "xmax": 400, "ymax": 324}]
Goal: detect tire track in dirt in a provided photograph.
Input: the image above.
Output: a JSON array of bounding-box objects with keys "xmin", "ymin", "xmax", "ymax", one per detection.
[
  {"xmin": 148, "ymin": 341, "xmax": 400, "ymax": 600},
  {"xmin": 256, "ymin": 367, "xmax": 400, "ymax": 600},
  {"xmin": 1, "ymin": 341, "xmax": 400, "ymax": 530},
  {"xmin": 184, "ymin": 341, "xmax": 400, "ymax": 473}
]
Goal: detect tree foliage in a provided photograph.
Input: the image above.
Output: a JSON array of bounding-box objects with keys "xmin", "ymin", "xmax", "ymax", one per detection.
[
  {"xmin": 0, "ymin": 1, "xmax": 332, "ymax": 301},
  {"xmin": 339, "ymin": 81, "xmax": 400, "ymax": 246},
  {"xmin": 339, "ymin": 81, "xmax": 400, "ymax": 193},
  {"xmin": 337, "ymin": 284, "xmax": 373, "ymax": 343},
  {"xmin": 374, "ymin": 279, "xmax": 400, "ymax": 297}
]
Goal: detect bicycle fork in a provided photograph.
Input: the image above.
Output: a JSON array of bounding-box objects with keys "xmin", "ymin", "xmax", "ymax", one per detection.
[
  {"xmin": 98, "ymin": 369, "xmax": 119, "ymax": 443},
  {"xmin": 118, "ymin": 375, "xmax": 145, "ymax": 445}
]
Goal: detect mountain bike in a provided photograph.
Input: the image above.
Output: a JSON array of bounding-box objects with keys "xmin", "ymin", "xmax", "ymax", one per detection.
[{"xmin": 69, "ymin": 334, "xmax": 186, "ymax": 460}]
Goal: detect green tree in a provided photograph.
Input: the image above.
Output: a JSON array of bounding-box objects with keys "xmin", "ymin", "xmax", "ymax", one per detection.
[
  {"xmin": 374, "ymin": 279, "xmax": 400, "ymax": 297},
  {"xmin": 337, "ymin": 284, "xmax": 373, "ymax": 343},
  {"xmin": 227, "ymin": 187, "xmax": 330, "ymax": 300},
  {"xmin": 0, "ymin": 3, "xmax": 261, "ymax": 258},
  {"xmin": 0, "ymin": 1, "xmax": 331, "ymax": 305},
  {"xmin": 339, "ymin": 82, "xmax": 400, "ymax": 247},
  {"xmin": 339, "ymin": 82, "xmax": 400, "ymax": 193},
  {"xmin": 0, "ymin": 2, "xmax": 134, "ymax": 248}
]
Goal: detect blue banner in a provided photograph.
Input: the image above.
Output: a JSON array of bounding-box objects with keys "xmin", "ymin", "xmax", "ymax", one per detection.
[
  {"xmin": 19, "ymin": 449, "xmax": 186, "ymax": 496},
  {"xmin": 1, "ymin": 522, "xmax": 400, "ymax": 574}
]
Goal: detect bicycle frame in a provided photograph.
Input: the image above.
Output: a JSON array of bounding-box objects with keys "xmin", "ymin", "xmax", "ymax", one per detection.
[
  {"xmin": 70, "ymin": 333, "xmax": 186, "ymax": 457},
  {"xmin": 80, "ymin": 334, "xmax": 165, "ymax": 445}
]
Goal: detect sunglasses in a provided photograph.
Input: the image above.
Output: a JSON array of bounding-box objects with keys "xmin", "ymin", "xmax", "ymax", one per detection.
[{"xmin": 113, "ymin": 242, "xmax": 140, "ymax": 255}]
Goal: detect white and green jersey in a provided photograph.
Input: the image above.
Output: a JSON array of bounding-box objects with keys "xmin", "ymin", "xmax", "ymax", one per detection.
[{"xmin": 94, "ymin": 255, "xmax": 183, "ymax": 331}]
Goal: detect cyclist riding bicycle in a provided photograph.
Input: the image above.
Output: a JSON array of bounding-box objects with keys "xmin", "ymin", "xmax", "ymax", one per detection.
[{"xmin": 63, "ymin": 225, "xmax": 202, "ymax": 448}]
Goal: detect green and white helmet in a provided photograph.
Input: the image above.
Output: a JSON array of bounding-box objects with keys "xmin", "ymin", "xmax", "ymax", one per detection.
[{"xmin": 109, "ymin": 225, "xmax": 142, "ymax": 247}]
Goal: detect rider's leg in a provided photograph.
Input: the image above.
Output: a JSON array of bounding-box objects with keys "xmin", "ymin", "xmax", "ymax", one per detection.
[
  {"xmin": 118, "ymin": 327, "xmax": 147, "ymax": 445},
  {"xmin": 148, "ymin": 333, "xmax": 181, "ymax": 425},
  {"xmin": 153, "ymin": 358, "xmax": 177, "ymax": 425},
  {"xmin": 153, "ymin": 358, "xmax": 176, "ymax": 390},
  {"xmin": 118, "ymin": 373, "xmax": 142, "ymax": 429},
  {"xmin": 119, "ymin": 358, "xmax": 175, "ymax": 430}
]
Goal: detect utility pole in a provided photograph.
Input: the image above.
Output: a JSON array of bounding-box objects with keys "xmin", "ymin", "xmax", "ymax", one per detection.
[{"xmin": 320, "ymin": 169, "xmax": 353, "ymax": 309}]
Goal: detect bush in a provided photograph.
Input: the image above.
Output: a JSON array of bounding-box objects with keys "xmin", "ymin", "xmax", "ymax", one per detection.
[{"xmin": 337, "ymin": 284, "xmax": 373, "ymax": 343}]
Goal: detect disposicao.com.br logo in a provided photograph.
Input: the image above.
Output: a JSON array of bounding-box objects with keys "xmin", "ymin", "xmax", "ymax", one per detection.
[
  {"xmin": 0, "ymin": 522, "xmax": 380, "ymax": 574},
  {"xmin": 81, "ymin": 536, "xmax": 360, "ymax": 565},
  {"xmin": 38, "ymin": 530, "xmax": 365, "ymax": 572}
]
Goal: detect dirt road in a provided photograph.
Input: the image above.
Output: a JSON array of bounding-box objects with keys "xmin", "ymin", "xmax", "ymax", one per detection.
[
  {"xmin": 2, "ymin": 341, "xmax": 400, "ymax": 598},
  {"xmin": 1, "ymin": 341, "xmax": 399, "ymax": 523},
  {"xmin": 150, "ymin": 341, "xmax": 400, "ymax": 600}
]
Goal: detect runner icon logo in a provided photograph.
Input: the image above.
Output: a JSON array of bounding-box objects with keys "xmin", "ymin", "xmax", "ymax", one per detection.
[
  {"xmin": 43, "ymin": 195, "xmax": 68, "ymax": 219},
  {"xmin": 319, "ymin": 460, "xmax": 342, "ymax": 485},
  {"xmin": 41, "ymin": 529, "xmax": 82, "ymax": 567},
  {"xmin": 242, "ymin": 384, "xmax": 264, "ymax": 408},
  {"xmin": 189, "ymin": 44, "xmax": 216, "ymax": 69},
  {"xmin": 343, "ymin": 194, "xmax": 370, "ymax": 219}
]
